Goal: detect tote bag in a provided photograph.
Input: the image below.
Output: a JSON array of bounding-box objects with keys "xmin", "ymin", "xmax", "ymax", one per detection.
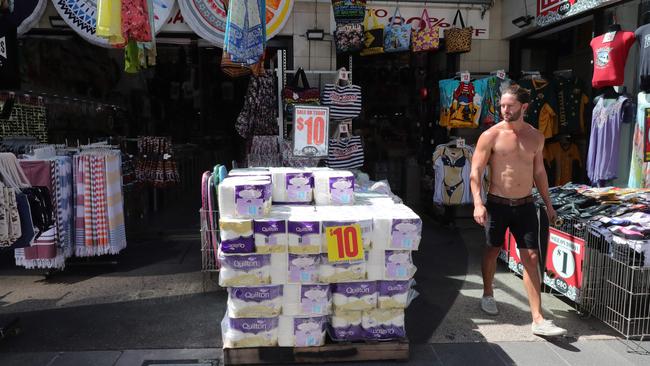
[
  {"xmin": 282, "ymin": 68, "xmax": 320, "ymax": 105},
  {"xmin": 321, "ymin": 82, "xmax": 363, "ymax": 120},
  {"xmin": 326, "ymin": 135, "xmax": 364, "ymax": 169},
  {"xmin": 383, "ymin": 7, "xmax": 411, "ymax": 53},
  {"xmin": 334, "ymin": 22, "xmax": 364, "ymax": 54},
  {"xmin": 444, "ymin": 10, "xmax": 473, "ymax": 54},
  {"xmin": 360, "ymin": 10, "xmax": 384, "ymax": 56},
  {"xmin": 411, "ymin": 9, "xmax": 440, "ymax": 52}
]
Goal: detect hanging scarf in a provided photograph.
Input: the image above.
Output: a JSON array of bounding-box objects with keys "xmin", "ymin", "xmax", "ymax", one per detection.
[
  {"xmin": 224, "ymin": 0, "xmax": 266, "ymax": 65},
  {"xmin": 97, "ymin": 0, "xmax": 126, "ymax": 45},
  {"xmin": 122, "ymin": 0, "xmax": 153, "ymax": 42}
]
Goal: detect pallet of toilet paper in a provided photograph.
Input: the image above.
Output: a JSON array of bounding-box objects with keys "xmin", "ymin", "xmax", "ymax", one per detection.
[{"xmin": 216, "ymin": 168, "xmax": 421, "ymax": 349}]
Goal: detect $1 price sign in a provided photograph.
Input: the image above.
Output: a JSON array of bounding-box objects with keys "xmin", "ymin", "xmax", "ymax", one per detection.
[
  {"xmin": 326, "ymin": 224, "xmax": 364, "ymax": 262},
  {"xmin": 293, "ymin": 105, "xmax": 329, "ymax": 157}
]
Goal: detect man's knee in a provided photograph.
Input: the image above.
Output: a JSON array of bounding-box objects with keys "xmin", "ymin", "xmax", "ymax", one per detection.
[{"xmin": 520, "ymin": 249, "xmax": 539, "ymax": 266}]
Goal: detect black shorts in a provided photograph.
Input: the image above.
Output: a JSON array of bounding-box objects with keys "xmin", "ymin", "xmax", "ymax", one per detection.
[{"xmin": 485, "ymin": 196, "xmax": 549, "ymax": 251}]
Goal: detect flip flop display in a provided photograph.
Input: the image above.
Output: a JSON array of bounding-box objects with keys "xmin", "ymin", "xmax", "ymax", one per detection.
[
  {"xmin": 51, "ymin": 0, "xmax": 176, "ymax": 48},
  {"xmin": 178, "ymin": 0, "xmax": 293, "ymax": 47},
  {"xmin": 8, "ymin": 0, "xmax": 47, "ymax": 35}
]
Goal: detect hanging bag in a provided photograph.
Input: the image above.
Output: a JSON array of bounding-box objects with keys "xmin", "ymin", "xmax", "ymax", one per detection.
[
  {"xmin": 383, "ymin": 7, "xmax": 411, "ymax": 53},
  {"xmin": 444, "ymin": 9, "xmax": 473, "ymax": 54},
  {"xmin": 282, "ymin": 68, "xmax": 320, "ymax": 105},
  {"xmin": 360, "ymin": 9, "xmax": 384, "ymax": 56},
  {"xmin": 334, "ymin": 22, "xmax": 365, "ymax": 54},
  {"xmin": 331, "ymin": 0, "xmax": 367, "ymax": 24},
  {"xmin": 411, "ymin": 8, "xmax": 440, "ymax": 53}
]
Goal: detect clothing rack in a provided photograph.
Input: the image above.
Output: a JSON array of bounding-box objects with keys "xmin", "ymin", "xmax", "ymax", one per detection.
[{"xmin": 0, "ymin": 90, "xmax": 124, "ymax": 111}]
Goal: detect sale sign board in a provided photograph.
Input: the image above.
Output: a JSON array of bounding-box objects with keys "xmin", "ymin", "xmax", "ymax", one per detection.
[
  {"xmin": 536, "ymin": 0, "xmax": 617, "ymax": 27},
  {"xmin": 293, "ymin": 105, "xmax": 329, "ymax": 157},
  {"xmin": 543, "ymin": 228, "xmax": 584, "ymax": 302},
  {"xmin": 325, "ymin": 224, "xmax": 365, "ymax": 263}
]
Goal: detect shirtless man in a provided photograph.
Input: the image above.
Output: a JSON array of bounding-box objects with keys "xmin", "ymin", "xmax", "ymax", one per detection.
[{"xmin": 470, "ymin": 85, "xmax": 567, "ymax": 337}]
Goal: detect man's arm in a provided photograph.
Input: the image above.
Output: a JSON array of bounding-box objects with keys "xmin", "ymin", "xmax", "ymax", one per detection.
[
  {"xmin": 471, "ymin": 130, "xmax": 494, "ymax": 226},
  {"xmin": 533, "ymin": 136, "xmax": 557, "ymax": 222}
]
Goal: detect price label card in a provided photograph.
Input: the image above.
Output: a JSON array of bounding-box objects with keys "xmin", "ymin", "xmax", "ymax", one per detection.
[
  {"xmin": 293, "ymin": 105, "xmax": 330, "ymax": 157},
  {"xmin": 460, "ymin": 72, "xmax": 471, "ymax": 83},
  {"xmin": 456, "ymin": 138, "xmax": 466, "ymax": 148},
  {"xmin": 326, "ymin": 224, "xmax": 364, "ymax": 262},
  {"xmin": 603, "ymin": 31, "xmax": 616, "ymax": 43},
  {"xmin": 496, "ymin": 70, "xmax": 506, "ymax": 80}
]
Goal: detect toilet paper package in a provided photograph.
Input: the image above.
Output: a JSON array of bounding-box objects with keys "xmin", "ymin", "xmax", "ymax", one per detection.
[
  {"xmin": 377, "ymin": 280, "xmax": 411, "ymax": 309},
  {"xmin": 218, "ymin": 251, "xmax": 271, "ymax": 287},
  {"xmin": 271, "ymin": 168, "xmax": 314, "ymax": 204},
  {"xmin": 287, "ymin": 253, "xmax": 321, "ymax": 283},
  {"xmin": 329, "ymin": 310, "xmax": 364, "ymax": 341},
  {"xmin": 321, "ymin": 214, "xmax": 373, "ymax": 251},
  {"xmin": 373, "ymin": 205, "xmax": 422, "ymax": 250},
  {"xmin": 278, "ymin": 315, "xmax": 327, "ymax": 347},
  {"xmin": 228, "ymin": 168, "xmax": 272, "ymax": 178},
  {"xmin": 270, "ymin": 253, "xmax": 288, "ymax": 284},
  {"xmin": 221, "ymin": 315, "xmax": 279, "ymax": 348},
  {"xmin": 354, "ymin": 192, "xmax": 395, "ymax": 208},
  {"xmin": 368, "ymin": 249, "xmax": 416, "ymax": 281},
  {"xmin": 362, "ymin": 309, "xmax": 406, "ymax": 340},
  {"xmin": 218, "ymin": 178, "xmax": 272, "ymax": 219},
  {"xmin": 227, "ymin": 285, "xmax": 284, "ymax": 318},
  {"xmin": 219, "ymin": 218, "xmax": 255, "ymax": 254},
  {"xmin": 254, "ymin": 218, "xmax": 287, "ymax": 254},
  {"xmin": 332, "ymin": 281, "xmax": 378, "ymax": 311},
  {"xmin": 314, "ymin": 171, "xmax": 355, "ymax": 205},
  {"xmin": 319, "ymin": 253, "xmax": 367, "ymax": 283},
  {"xmin": 288, "ymin": 220, "xmax": 322, "ymax": 254},
  {"xmin": 283, "ymin": 284, "xmax": 332, "ymax": 316}
]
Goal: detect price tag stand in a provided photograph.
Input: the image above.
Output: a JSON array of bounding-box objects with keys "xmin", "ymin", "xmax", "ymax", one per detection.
[{"xmin": 293, "ymin": 105, "xmax": 330, "ymax": 157}]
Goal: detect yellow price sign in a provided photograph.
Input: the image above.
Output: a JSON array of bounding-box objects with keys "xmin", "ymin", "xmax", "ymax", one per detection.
[{"xmin": 326, "ymin": 224, "xmax": 364, "ymax": 262}]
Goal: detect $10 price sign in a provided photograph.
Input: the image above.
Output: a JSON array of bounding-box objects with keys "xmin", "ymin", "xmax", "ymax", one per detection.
[
  {"xmin": 293, "ymin": 105, "xmax": 329, "ymax": 157},
  {"xmin": 326, "ymin": 224, "xmax": 364, "ymax": 262}
]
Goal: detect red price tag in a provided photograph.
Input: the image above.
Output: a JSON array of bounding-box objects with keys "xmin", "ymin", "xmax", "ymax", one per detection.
[{"xmin": 293, "ymin": 106, "xmax": 329, "ymax": 157}]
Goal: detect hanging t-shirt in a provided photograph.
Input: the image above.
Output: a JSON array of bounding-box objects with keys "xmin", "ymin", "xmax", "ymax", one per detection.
[
  {"xmin": 326, "ymin": 135, "xmax": 364, "ymax": 169},
  {"xmin": 587, "ymin": 95, "xmax": 633, "ymax": 184},
  {"xmin": 628, "ymin": 92, "xmax": 650, "ymax": 188},
  {"xmin": 438, "ymin": 79, "xmax": 484, "ymax": 129},
  {"xmin": 635, "ymin": 24, "xmax": 650, "ymax": 92},
  {"xmin": 0, "ymin": 19, "xmax": 19, "ymax": 89},
  {"xmin": 518, "ymin": 78, "xmax": 558, "ymax": 138},
  {"xmin": 543, "ymin": 142, "xmax": 582, "ymax": 186},
  {"xmin": 321, "ymin": 83, "xmax": 362, "ymax": 120},
  {"xmin": 552, "ymin": 75, "xmax": 589, "ymax": 135},
  {"xmin": 474, "ymin": 76, "xmax": 512, "ymax": 127},
  {"xmin": 590, "ymin": 30, "xmax": 636, "ymax": 88},
  {"xmin": 432, "ymin": 144, "xmax": 473, "ymax": 205}
]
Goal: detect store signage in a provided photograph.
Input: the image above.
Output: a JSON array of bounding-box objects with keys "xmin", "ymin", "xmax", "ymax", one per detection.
[
  {"xmin": 363, "ymin": 2, "xmax": 490, "ymax": 39},
  {"xmin": 507, "ymin": 230, "xmax": 524, "ymax": 276},
  {"xmin": 543, "ymin": 228, "xmax": 584, "ymax": 302},
  {"xmin": 293, "ymin": 105, "xmax": 330, "ymax": 157},
  {"xmin": 643, "ymin": 108, "xmax": 650, "ymax": 163},
  {"xmin": 326, "ymin": 224, "xmax": 365, "ymax": 262},
  {"xmin": 536, "ymin": 0, "xmax": 617, "ymax": 27}
]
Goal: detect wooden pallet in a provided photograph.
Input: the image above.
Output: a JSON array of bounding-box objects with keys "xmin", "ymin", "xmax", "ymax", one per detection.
[{"xmin": 224, "ymin": 340, "xmax": 409, "ymax": 365}]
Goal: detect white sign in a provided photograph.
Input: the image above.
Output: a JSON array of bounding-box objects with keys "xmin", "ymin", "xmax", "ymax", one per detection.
[
  {"xmin": 0, "ymin": 37, "xmax": 6, "ymax": 59},
  {"xmin": 359, "ymin": 2, "xmax": 490, "ymax": 39},
  {"xmin": 293, "ymin": 105, "xmax": 330, "ymax": 157},
  {"xmin": 460, "ymin": 72, "xmax": 470, "ymax": 83}
]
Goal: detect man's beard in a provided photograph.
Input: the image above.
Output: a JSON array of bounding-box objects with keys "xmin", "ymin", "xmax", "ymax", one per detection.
[{"xmin": 503, "ymin": 109, "xmax": 521, "ymax": 122}]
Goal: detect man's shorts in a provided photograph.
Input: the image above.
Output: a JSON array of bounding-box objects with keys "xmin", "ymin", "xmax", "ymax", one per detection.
[{"xmin": 485, "ymin": 194, "xmax": 549, "ymax": 251}]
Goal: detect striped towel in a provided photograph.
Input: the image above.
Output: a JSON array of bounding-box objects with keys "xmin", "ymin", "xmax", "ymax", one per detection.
[{"xmin": 105, "ymin": 154, "xmax": 127, "ymax": 254}]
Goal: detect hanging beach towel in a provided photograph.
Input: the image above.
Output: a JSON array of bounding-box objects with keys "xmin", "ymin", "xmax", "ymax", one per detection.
[
  {"xmin": 360, "ymin": 9, "xmax": 383, "ymax": 56},
  {"xmin": 122, "ymin": 0, "xmax": 153, "ymax": 42},
  {"xmin": 97, "ymin": 0, "xmax": 125, "ymax": 45},
  {"xmin": 5, "ymin": 0, "xmax": 46, "ymax": 36},
  {"xmin": 52, "ymin": 0, "xmax": 175, "ymax": 48},
  {"xmin": 444, "ymin": 9, "xmax": 473, "ymax": 54},
  {"xmin": 411, "ymin": 8, "xmax": 440, "ymax": 53},
  {"xmin": 224, "ymin": 0, "xmax": 266, "ymax": 65},
  {"xmin": 383, "ymin": 6, "xmax": 411, "ymax": 53}
]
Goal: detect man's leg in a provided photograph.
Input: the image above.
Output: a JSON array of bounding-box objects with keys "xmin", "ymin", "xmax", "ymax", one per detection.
[
  {"xmin": 482, "ymin": 246, "xmax": 502, "ymax": 297},
  {"xmin": 519, "ymin": 248, "xmax": 544, "ymax": 323}
]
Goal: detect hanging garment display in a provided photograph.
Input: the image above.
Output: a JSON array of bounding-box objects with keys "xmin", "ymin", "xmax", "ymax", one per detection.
[
  {"xmin": 635, "ymin": 24, "xmax": 650, "ymax": 92},
  {"xmin": 237, "ymin": 71, "xmax": 279, "ymax": 138},
  {"xmin": 590, "ymin": 29, "xmax": 635, "ymax": 88},
  {"xmin": 517, "ymin": 78, "xmax": 558, "ymax": 138},
  {"xmin": 326, "ymin": 135, "xmax": 364, "ymax": 170},
  {"xmin": 97, "ymin": 0, "xmax": 125, "ymax": 45},
  {"xmin": 52, "ymin": 0, "xmax": 175, "ymax": 48},
  {"xmin": 628, "ymin": 92, "xmax": 650, "ymax": 188},
  {"xmin": 135, "ymin": 136, "xmax": 181, "ymax": 187},
  {"xmin": 473, "ymin": 76, "xmax": 511, "ymax": 127},
  {"xmin": 410, "ymin": 8, "xmax": 440, "ymax": 53},
  {"xmin": 0, "ymin": 95, "xmax": 48, "ymax": 143},
  {"xmin": 225, "ymin": 0, "xmax": 266, "ymax": 65},
  {"xmin": 543, "ymin": 142, "xmax": 582, "ymax": 186},
  {"xmin": 248, "ymin": 135, "xmax": 281, "ymax": 167},
  {"xmin": 432, "ymin": 143, "xmax": 474, "ymax": 205},
  {"xmin": 383, "ymin": 7, "xmax": 411, "ymax": 53},
  {"xmin": 4, "ymin": 0, "xmax": 46, "ymax": 35},
  {"xmin": 360, "ymin": 9, "xmax": 384, "ymax": 56},
  {"xmin": 122, "ymin": 0, "xmax": 153, "ymax": 42},
  {"xmin": 321, "ymin": 82, "xmax": 362, "ymax": 121},
  {"xmin": 587, "ymin": 95, "xmax": 633, "ymax": 185},
  {"xmin": 552, "ymin": 74, "xmax": 589, "ymax": 136},
  {"xmin": 438, "ymin": 79, "xmax": 484, "ymax": 129}
]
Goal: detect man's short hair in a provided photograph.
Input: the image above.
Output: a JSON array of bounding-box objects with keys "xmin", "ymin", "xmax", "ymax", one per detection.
[{"xmin": 502, "ymin": 84, "xmax": 531, "ymax": 104}]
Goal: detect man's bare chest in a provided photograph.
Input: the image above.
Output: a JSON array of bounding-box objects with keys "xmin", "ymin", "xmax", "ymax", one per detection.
[{"xmin": 492, "ymin": 135, "xmax": 537, "ymax": 161}]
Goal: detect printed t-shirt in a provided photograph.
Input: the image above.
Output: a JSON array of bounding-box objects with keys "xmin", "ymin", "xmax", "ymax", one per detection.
[
  {"xmin": 635, "ymin": 24, "xmax": 650, "ymax": 92},
  {"xmin": 552, "ymin": 76, "xmax": 590, "ymax": 135},
  {"xmin": 543, "ymin": 142, "xmax": 582, "ymax": 186},
  {"xmin": 518, "ymin": 78, "xmax": 558, "ymax": 138},
  {"xmin": 591, "ymin": 31, "xmax": 636, "ymax": 88}
]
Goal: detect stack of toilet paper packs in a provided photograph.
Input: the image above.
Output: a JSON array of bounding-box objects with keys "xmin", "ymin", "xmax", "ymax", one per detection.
[{"xmin": 218, "ymin": 168, "xmax": 420, "ymax": 348}]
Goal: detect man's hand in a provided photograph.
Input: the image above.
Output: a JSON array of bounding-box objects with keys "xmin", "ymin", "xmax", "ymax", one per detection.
[
  {"xmin": 474, "ymin": 204, "xmax": 487, "ymax": 227},
  {"xmin": 546, "ymin": 206, "xmax": 557, "ymax": 225}
]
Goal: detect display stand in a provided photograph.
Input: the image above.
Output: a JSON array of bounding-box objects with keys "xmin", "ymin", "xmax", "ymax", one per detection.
[{"xmin": 223, "ymin": 339, "xmax": 409, "ymax": 365}]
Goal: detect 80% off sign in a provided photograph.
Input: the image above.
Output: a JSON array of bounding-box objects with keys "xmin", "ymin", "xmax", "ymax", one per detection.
[{"xmin": 293, "ymin": 105, "xmax": 329, "ymax": 157}]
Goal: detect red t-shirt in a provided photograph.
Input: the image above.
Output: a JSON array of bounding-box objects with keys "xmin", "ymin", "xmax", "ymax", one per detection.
[{"xmin": 590, "ymin": 31, "xmax": 636, "ymax": 88}]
